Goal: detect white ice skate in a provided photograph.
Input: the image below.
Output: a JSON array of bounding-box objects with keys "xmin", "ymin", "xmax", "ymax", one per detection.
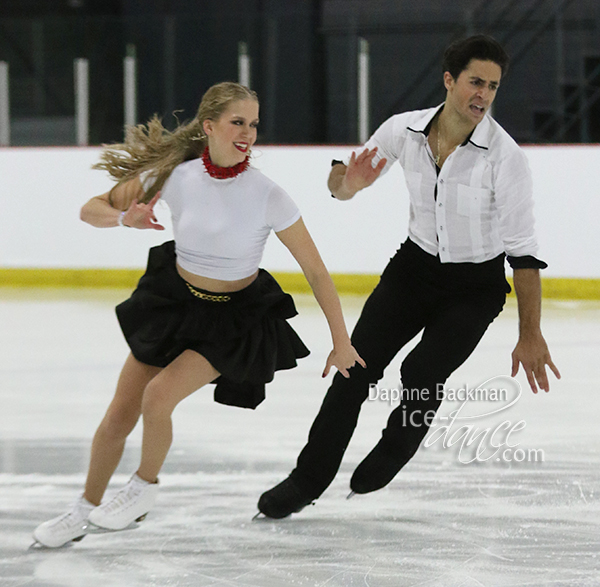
[
  {"xmin": 88, "ymin": 473, "xmax": 159, "ymax": 531},
  {"xmin": 32, "ymin": 496, "xmax": 95, "ymax": 548}
]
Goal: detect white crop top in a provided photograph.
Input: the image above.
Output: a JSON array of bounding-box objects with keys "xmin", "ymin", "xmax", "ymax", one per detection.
[{"xmin": 142, "ymin": 159, "xmax": 301, "ymax": 280}]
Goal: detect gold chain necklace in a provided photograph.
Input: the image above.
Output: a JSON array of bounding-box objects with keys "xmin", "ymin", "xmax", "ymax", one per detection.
[{"xmin": 435, "ymin": 122, "xmax": 460, "ymax": 167}]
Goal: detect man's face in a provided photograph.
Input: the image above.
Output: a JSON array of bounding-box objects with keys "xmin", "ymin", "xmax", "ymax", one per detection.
[{"xmin": 444, "ymin": 59, "xmax": 502, "ymax": 126}]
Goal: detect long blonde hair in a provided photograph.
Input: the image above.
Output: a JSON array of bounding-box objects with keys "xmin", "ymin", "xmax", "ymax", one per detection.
[{"xmin": 93, "ymin": 82, "xmax": 259, "ymax": 202}]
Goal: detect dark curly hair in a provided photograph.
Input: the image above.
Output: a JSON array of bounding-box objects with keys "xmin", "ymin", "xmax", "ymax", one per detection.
[{"xmin": 443, "ymin": 35, "xmax": 510, "ymax": 80}]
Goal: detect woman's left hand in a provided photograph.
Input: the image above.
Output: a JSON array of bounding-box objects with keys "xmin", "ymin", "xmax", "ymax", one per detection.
[
  {"xmin": 322, "ymin": 343, "xmax": 366, "ymax": 378},
  {"xmin": 122, "ymin": 192, "xmax": 165, "ymax": 230}
]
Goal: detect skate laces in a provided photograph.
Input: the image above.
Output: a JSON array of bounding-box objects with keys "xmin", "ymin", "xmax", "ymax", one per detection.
[
  {"xmin": 101, "ymin": 476, "xmax": 148, "ymax": 513},
  {"xmin": 50, "ymin": 499, "xmax": 91, "ymax": 530}
]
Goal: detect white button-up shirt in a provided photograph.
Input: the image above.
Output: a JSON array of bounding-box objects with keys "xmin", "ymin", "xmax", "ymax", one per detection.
[{"xmin": 358, "ymin": 105, "xmax": 540, "ymax": 264}]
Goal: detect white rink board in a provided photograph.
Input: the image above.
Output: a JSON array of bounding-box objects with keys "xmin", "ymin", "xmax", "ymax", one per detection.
[{"xmin": 0, "ymin": 144, "xmax": 598, "ymax": 278}]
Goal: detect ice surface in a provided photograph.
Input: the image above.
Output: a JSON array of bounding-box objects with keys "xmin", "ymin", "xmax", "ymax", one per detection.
[{"xmin": 1, "ymin": 289, "xmax": 599, "ymax": 586}]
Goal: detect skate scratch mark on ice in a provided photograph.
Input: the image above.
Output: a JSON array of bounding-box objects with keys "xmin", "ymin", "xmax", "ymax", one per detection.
[
  {"xmin": 230, "ymin": 552, "xmax": 275, "ymax": 583},
  {"xmin": 363, "ymin": 563, "xmax": 376, "ymax": 586},
  {"xmin": 463, "ymin": 577, "xmax": 486, "ymax": 586},
  {"xmin": 573, "ymin": 481, "xmax": 588, "ymax": 504},
  {"xmin": 196, "ymin": 553, "xmax": 276, "ymax": 587},
  {"xmin": 477, "ymin": 486, "xmax": 491, "ymax": 498},
  {"xmin": 317, "ymin": 570, "xmax": 351, "ymax": 586},
  {"xmin": 478, "ymin": 546, "xmax": 514, "ymax": 562},
  {"xmin": 165, "ymin": 568, "xmax": 260, "ymax": 587},
  {"xmin": 404, "ymin": 554, "xmax": 482, "ymax": 587},
  {"xmin": 317, "ymin": 565, "xmax": 374, "ymax": 587},
  {"xmin": 157, "ymin": 560, "xmax": 266, "ymax": 587},
  {"xmin": 158, "ymin": 538, "xmax": 267, "ymax": 587}
]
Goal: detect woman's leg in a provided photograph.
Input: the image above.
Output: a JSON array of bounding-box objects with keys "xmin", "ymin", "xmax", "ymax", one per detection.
[
  {"xmin": 84, "ymin": 353, "xmax": 162, "ymax": 505},
  {"xmin": 83, "ymin": 350, "xmax": 219, "ymax": 532},
  {"xmin": 136, "ymin": 349, "xmax": 220, "ymax": 483}
]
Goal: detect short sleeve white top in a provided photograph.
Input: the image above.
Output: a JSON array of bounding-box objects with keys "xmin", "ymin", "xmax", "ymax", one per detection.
[{"xmin": 145, "ymin": 159, "xmax": 301, "ymax": 280}]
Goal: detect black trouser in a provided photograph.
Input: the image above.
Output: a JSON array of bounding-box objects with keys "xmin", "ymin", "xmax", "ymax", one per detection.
[{"xmin": 290, "ymin": 239, "xmax": 510, "ymax": 497}]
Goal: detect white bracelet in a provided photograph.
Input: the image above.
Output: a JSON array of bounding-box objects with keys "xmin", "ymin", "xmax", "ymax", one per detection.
[{"xmin": 117, "ymin": 211, "xmax": 127, "ymax": 227}]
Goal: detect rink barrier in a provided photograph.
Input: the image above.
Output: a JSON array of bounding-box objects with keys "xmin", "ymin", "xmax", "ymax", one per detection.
[{"xmin": 0, "ymin": 269, "xmax": 599, "ymax": 299}]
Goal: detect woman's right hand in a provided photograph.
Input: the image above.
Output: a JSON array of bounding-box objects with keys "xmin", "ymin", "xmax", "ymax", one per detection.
[
  {"xmin": 121, "ymin": 192, "xmax": 165, "ymax": 230},
  {"xmin": 322, "ymin": 341, "xmax": 366, "ymax": 379}
]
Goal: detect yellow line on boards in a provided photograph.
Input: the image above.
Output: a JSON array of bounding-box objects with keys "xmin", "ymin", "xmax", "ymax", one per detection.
[
  {"xmin": 0, "ymin": 269, "xmax": 598, "ymax": 299},
  {"xmin": 0, "ymin": 268, "xmax": 144, "ymax": 289}
]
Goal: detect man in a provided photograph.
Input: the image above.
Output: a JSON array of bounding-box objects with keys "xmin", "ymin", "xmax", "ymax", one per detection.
[{"xmin": 257, "ymin": 35, "xmax": 560, "ymax": 518}]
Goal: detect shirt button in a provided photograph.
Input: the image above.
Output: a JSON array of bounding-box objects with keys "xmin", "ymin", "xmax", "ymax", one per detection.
[
  {"xmin": 440, "ymin": 179, "xmax": 444, "ymax": 184},
  {"xmin": 442, "ymin": 247, "xmax": 446, "ymax": 251},
  {"xmin": 439, "ymin": 226, "xmax": 443, "ymax": 231},
  {"xmin": 438, "ymin": 202, "xmax": 443, "ymax": 207}
]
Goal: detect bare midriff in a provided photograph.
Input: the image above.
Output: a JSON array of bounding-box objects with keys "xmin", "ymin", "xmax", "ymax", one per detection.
[{"xmin": 176, "ymin": 263, "xmax": 259, "ymax": 293}]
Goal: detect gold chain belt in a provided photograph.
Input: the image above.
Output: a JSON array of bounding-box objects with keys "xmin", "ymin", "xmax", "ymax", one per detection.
[{"xmin": 185, "ymin": 282, "xmax": 231, "ymax": 302}]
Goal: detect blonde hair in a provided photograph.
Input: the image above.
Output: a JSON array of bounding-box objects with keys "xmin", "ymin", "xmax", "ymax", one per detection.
[{"xmin": 93, "ymin": 82, "xmax": 259, "ymax": 203}]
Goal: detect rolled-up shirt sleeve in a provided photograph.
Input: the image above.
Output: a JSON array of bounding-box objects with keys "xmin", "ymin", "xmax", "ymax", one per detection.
[
  {"xmin": 493, "ymin": 147, "xmax": 541, "ymax": 259},
  {"xmin": 506, "ymin": 255, "xmax": 548, "ymax": 270}
]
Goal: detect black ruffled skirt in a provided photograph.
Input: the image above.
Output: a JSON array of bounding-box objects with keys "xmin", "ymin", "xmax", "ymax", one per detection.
[{"xmin": 116, "ymin": 241, "xmax": 310, "ymax": 409}]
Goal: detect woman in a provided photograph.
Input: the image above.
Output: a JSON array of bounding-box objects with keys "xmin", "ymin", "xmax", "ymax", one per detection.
[{"xmin": 33, "ymin": 82, "xmax": 364, "ymax": 548}]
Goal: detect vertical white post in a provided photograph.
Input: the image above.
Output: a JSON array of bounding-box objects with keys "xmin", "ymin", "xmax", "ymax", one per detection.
[
  {"xmin": 74, "ymin": 58, "xmax": 89, "ymax": 146},
  {"xmin": 0, "ymin": 62, "xmax": 9, "ymax": 146},
  {"xmin": 358, "ymin": 37, "xmax": 370, "ymax": 144},
  {"xmin": 238, "ymin": 42, "xmax": 251, "ymax": 88},
  {"xmin": 124, "ymin": 44, "xmax": 137, "ymax": 129}
]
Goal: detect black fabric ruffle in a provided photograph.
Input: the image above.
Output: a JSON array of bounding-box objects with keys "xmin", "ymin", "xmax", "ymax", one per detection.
[{"xmin": 116, "ymin": 241, "xmax": 310, "ymax": 409}]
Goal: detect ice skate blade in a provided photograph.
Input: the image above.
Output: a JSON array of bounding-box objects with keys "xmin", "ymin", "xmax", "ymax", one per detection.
[
  {"xmin": 346, "ymin": 490, "xmax": 357, "ymax": 500},
  {"xmin": 252, "ymin": 510, "xmax": 297, "ymax": 522},
  {"xmin": 86, "ymin": 520, "xmax": 142, "ymax": 534},
  {"xmin": 251, "ymin": 511, "xmax": 292, "ymax": 521},
  {"xmin": 29, "ymin": 534, "xmax": 86, "ymax": 550},
  {"xmin": 253, "ymin": 500, "xmax": 315, "ymax": 521}
]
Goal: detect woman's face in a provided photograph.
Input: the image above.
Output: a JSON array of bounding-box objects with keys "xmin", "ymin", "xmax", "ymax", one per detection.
[{"xmin": 203, "ymin": 99, "xmax": 259, "ymax": 167}]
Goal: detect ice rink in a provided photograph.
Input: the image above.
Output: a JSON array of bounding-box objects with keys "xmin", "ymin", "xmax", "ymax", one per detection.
[{"xmin": 1, "ymin": 288, "xmax": 599, "ymax": 586}]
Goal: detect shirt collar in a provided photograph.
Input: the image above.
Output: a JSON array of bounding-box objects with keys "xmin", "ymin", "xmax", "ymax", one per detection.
[
  {"xmin": 406, "ymin": 104, "xmax": 444, "ymax": 135},
  {"xmin": 468, "ymin": 115, "xmax": 490, "ymax": 150},
  {"xmin": 407, "ymin": 103, "xmax": 490, "ymax": 150}
]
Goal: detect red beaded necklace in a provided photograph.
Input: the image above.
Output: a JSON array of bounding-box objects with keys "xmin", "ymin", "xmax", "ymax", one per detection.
[{"xmin": 201, "ymin": 146, "xmax": 250, "ymax": 179}]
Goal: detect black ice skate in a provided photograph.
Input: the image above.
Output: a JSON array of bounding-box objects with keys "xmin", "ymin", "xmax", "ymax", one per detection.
[
  {"xmin": 255, "ymin": 477, "xmax": 315, "ymax": 519},
  {"xmin": 350, "ymin": 438, "xmax": 411, "ymax": 494}
]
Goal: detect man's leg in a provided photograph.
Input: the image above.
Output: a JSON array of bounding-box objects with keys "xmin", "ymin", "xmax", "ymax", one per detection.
[
  {"xmin": 258, "ymin": 263, "xmax": 428, "ymax": 517},
  {"xmin": 351, "ymin": 293, "xmax": 505, "ymax": 494}
]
